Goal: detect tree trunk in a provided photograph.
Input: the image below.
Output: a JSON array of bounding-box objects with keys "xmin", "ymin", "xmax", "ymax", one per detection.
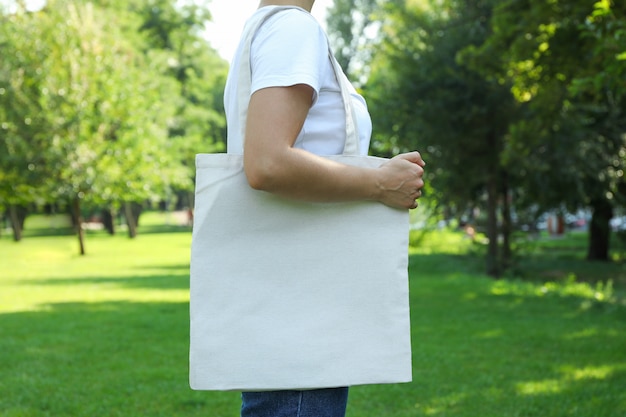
[
  {"xmin": 500, "ymin": 183, "xmax": 512, "ymax": 271},
  {"xmin": 587, "ymin": 198, "xmax": 612, "ymax": 261},
  {"xmin": 8, "ymin": 205, "xmax": 23, "ymax": 242},
  {"xmin": 183, "ymin": 191, "xmax": 194, "ymax": 226},
  {"xmin": 124, "ymin": 202, "xmax": 138, "ymax": 239},
  {"xmin": 73, "ymin": 198, "xmax": 86, "ymax": 256},
  {"xmin": 485, "ymin": 171, "xmax": 500, "ymax": 278},
  {"xmin": 101, "ymin": 207, "xmax": 116, "ymax": 235}
]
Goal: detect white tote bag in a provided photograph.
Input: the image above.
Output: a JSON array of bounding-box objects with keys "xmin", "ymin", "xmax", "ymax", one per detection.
[{"xmin": 190, "ymin": 6, "xmax": 412, "ymax": 391}]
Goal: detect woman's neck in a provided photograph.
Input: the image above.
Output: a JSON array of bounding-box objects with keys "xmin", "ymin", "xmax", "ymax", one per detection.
[{"xmin": 258, "ymin": 0, "xmax": 314, "ymax": 12}]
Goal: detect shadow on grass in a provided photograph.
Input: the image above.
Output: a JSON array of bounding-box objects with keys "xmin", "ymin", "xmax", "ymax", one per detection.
[
  {"xmin": 515, "ymin": 254, "xmax": 626, "ymax": 289},
  {"xmin": 410, "ymin": 240, "xmax": 626, "ymax": 298},
  {"xmin": 510, "ymin": 232, "xmax": 626, "ymax": 291},
  {"xmin": 23, "ymin": 266, "xmax": 191, "ymax": 290},
  {"xmin": 15, "ymin": 224, "xmax": 191, "ymax": 240},
  {"xmin": 0, "ymin": 300, "xmax": 239, "ymax": 417},
  {"xmin": 397, "ymin": 254, "xmax": 626, "ymax": 417},
  {"xmin": 21, "ymin": 227, "xmax": 76, "ymax": 238},
  {"xmin": 2, "ymin": 254, "xmax": 625, "ymax": 417},
  {"xmin": 137, "ymin": 224, "xmax": 193, "ymax": 235},
  {"xmin": 408, "ymin": 252, "xmax": 486, "ymax": 277}
]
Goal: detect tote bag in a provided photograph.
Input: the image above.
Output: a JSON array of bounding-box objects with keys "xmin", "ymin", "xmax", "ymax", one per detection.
[{"xmin": 189, "ymin": 6, "xmax": 412, "ymax": 391}]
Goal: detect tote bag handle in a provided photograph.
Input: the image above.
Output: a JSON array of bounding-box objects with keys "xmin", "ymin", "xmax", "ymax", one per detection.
[{"xmin": 236, "ymin": 6, "xmax": 360, "ymax": 156}]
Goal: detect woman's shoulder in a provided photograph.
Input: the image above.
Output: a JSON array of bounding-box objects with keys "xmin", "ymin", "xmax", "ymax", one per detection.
[{"xmin": 257, "ymin": 7, "xmax": 325, "ymax": 40}]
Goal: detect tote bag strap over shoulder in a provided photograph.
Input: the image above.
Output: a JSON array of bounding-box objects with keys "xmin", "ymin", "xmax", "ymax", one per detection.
[{"xmin": 236, "ymin": 6, "xmax": 360, "ymax": 156}]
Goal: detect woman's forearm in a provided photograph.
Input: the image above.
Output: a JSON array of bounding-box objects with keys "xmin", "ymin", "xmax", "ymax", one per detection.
[
  {"xmin": 245, "ymin": 146, "xmax": 424, "ymax": 209},
  {"xmin": 243, "ymin": 85, "xmax": 425, "ymax": 209}
]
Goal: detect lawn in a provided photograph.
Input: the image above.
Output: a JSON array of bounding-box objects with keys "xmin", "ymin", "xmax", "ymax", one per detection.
[{"xmin": 1, "ymin": 214, "xmax": 625, "ymax": 416}]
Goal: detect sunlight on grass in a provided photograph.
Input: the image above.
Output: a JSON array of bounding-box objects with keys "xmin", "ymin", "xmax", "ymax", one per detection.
[
  {"xmin": 563, "ymin": 328, "xmax": 622, "ymax": 341},
  {"xmin": 416, "ymin": 392, "xmax": 467, "ymax": 416},
  {"xmin": 563, "ymin": 328, "xmax": 601, "ymax": 340},
  {"xmin": 517, "ymin": 365, "xmax": 620, "ymax": 397},
  {"xmin": 489, "ymin": 276, "xmax": 617, "ymax": 307},
  {"xmin": 475, "ymin": 329, "xmax": 504, "ymax": 339},
  {"xmin": 2, "ymin": 220, "xmax": 625, "ymax": 417},
  {"xmin": 409, "ymin": 228, "xmax": 474, "ymax": 255},
  {"xmin": 0, "ymin": 232, "xmax": 191, "ymax": 313},
  {"xmin": 564, "ymin": 365, "xmax": 614, "ymax": 381},
  {"xmin": 516, "ymin": 379, "xmax": 563, "ymax": 395}
]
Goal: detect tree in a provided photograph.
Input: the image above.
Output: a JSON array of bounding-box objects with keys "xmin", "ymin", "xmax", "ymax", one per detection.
[
  {"xmin": 86, "ymin": 0, "xmax": 228, "ymax": 220},
  {"xmin": 364, "ymin": 0, "xmax": 518, "ymax": 276},
  {"xmin": 0, "ymin": 0, "xmax": 187, "ymax": 252},
  {"xmin": 326, "ymin": 0, "xmax": 380, "ymax": 77},
  {"xmin": 466, "ymin": 0, "xmax": 626, "ymax": 261},
  {"xmin": 0, "ymin": 2, "xmax": 63, "ymax": 241},
  {"xmin": 134, "ymin": 0, "xmax": 228, "ymax": 210},
  {"xmin": 1, "ymin": 0, "xmax": 229, "ymax": 249}
]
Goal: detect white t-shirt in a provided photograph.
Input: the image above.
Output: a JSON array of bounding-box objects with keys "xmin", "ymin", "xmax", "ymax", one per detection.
[{"xmin": 224, "ymin": 6, "xmax": 372, "ymax": 156}]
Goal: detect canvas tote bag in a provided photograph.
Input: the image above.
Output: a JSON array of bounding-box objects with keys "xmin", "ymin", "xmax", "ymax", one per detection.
[{"xmin": 190, "ymin": 6, "xmax": 412, "ymax": 391}]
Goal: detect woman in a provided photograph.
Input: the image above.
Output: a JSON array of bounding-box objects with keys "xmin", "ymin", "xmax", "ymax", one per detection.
[{"xmin": 224, "ymin": 1, "xmax": 426, "ymax": 416}]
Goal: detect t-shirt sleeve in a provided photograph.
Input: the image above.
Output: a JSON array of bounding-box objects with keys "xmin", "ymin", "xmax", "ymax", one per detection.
[{"xmin": 250, "ymin": 9, "xmax": 328, "ymax": 104}]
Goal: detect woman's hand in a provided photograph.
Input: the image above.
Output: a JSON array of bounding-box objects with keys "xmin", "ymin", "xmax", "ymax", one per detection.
[{"xmin": 375, "ymin": 152, "xmax": 426, "ymax": 210}]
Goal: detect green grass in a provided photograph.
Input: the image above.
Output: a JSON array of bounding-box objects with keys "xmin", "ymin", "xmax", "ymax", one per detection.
[{"xmin": 1, "ymin": 217, "xmax": 625, "ymax": 416}]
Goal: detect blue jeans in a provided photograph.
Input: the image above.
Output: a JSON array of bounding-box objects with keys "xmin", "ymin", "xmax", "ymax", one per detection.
[{"xmin": 241, "ymin": 388, "xmax": 349, "ymax": 417}]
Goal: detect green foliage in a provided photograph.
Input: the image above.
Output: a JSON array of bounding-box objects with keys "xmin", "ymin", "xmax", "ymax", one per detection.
[
  {"xmin": 362, "ymin": 0, "xmax": 522, "ymax": 275},
  {"xmin": 367, "ymin": 0, "xmax": 514, "ymax": 205},
  {"xmin": 464, "ymin": 0, "xmax": 626, "ymax": 212},
  {"xmin": 365, "ymin": 3, "xmax": 512, "ymax": 195},
  {"xmin": 0, "ymin": 0, "xmax": 228, "ymax": 245},
  {"xmin": 327, "ymin": 0, "xmax": 626, "ymax": 263},
  {"xmin": 0, "ymin": 8, "xmax": 55, "ymax": 208},
  {"xmin": 1, "ymin": 1, "xmax": 181, "ymax": 207},
  {"xmin": 129, "ymin": 0, "xmax": 228, "ymax": 169},
  {"xmin": 326, "ymin": 0, "xmax": 380, "ymax": 77}
]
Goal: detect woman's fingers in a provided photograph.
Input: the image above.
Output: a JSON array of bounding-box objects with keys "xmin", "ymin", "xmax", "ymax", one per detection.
[{"xmin": 377, "ymin": 154, "xmax": 426, "ymax": 209}]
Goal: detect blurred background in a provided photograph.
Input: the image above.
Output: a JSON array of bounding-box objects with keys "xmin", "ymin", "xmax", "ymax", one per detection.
[{"xmin": 1, "ymin": 1, "xmax": 625, "ymax": 416}]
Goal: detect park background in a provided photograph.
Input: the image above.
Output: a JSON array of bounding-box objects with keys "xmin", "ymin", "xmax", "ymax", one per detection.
[{"xmin": 1, "ymin": 0, "xmax": 625, "ymax": 416}]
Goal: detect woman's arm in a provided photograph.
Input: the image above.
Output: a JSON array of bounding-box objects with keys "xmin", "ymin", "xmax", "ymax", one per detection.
[{"xmin": 243, "ymin": 84, "xmax": 425, "ymax": 210}]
